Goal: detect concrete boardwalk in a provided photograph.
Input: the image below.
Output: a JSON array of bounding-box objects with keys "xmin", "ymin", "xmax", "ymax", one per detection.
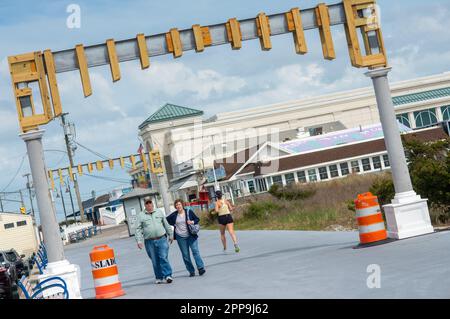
[{"xmin": 64, "ymin": 228, "xmax": 450, "ymax": 299}]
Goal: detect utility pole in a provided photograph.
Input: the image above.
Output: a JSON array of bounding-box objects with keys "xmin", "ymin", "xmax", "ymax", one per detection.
[
  {"xmin": 66, "ymin": 178, "xmax": 76, "ymax": 223},
  {"xmin": 23, "ymin": 173, "xmax": 35, "ymax": 217},
  {"xmin": 0, "ymin": 193, "xmax": 3, "ymax": 212},
  {"xmin": 59, "ymin": 182, "xmax": 68, "ymax": 227},
  {"xmin": 60, "ymin": 113, "xmax": 85, "ymax": 222}
]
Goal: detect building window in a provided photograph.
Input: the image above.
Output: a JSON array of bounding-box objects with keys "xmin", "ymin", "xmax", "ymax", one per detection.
[
  {"xmin": 4, "ymin": 223, "xmax": 14, "ymax": 230},
  {"xmin": 383, "ymin": 155, "xmax": 390, "ymax": 167},
  {"xmin": 285, "ymin": 173, "xmax": 295, "ymax": 184},
  {"xmin": 351, "ymin": 160, "xmax": 360, "ymax": 173},
  {"xmin": 362, "ymin": 158, "xmax": 371, "ymax": 171},
  {"xmin": 340, "ymin": 163, "xmax": 350, "ymax": 176},
  {"xmin": 256, "ymin": 178, "xmax": 268, "ymax": 192},
  {"xmin": 272, "ymin": 175, "xmax": 283, "ymax": 186},
  {"xmin": 414, "ymin": 109, "xmax": 438, "ymax": 128},
  {"xmin": 247, "ymin": 180, "xmax": 256, "ymax": 193},
  {"xmin": 308, "ymin": 169, "xmax": 317, "ymax": 182},
  {"xmin": 16, "ymin": 220, "xmax": 27, "ymax": 227},
  {"xmin": 309, "ymin": 127, "xmax": 323, "ymax": 136},
  {"xmin": 297, "ymin": 171, "xmax": 307, "ymax": 183},
  {"xmin": 442, "ymin": 106, "xmax": 450, "ymax": 121},
  {"xmin": 372, "ymin": 156, "xmax": 382, "ymax": 170},
  {"xmin": 318, "ymin": 167, "xmax": 329, "ymax": 180},
  {"xmin": 396, "ymin": 113, "xmax": 411, "ymax": 128},
  {"xmin": 329, "ymin": 165, "xmax": 339, "ymax": 178}
]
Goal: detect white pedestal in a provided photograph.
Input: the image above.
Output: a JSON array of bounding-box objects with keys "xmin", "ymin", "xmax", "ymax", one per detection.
[
  {"xmin": 384, "ymin": 193, "xmax": 434, "ymax": 240},
  {"xmin": 38, "ymin": 260, "xmax": 83, "ymax": 299}
]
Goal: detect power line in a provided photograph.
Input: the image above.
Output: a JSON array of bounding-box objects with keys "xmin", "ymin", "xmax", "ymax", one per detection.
[
  {"xmin": 83, "ymin": 173, "xmax": 130, "ymax": 184},
  {"xmin": 1, "ymin": 154, "xmax": 26, "ymax": 192}
]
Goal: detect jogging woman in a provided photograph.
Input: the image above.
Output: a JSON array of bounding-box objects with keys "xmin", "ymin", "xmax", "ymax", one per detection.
[{"xmin": 214, "ymin": 190, "xmax": 240, "ymax": 253}]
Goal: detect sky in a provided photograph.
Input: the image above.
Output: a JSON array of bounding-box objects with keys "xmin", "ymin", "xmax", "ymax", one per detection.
[{"xmin": 1, "ymin": 0, "xmax": 450, "ymax": 223}]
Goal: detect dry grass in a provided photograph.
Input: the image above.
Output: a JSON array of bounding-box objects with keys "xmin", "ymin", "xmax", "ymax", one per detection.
[{"xmin": 198, "ymin": 172, "xmax": 449, "ymax": 231}]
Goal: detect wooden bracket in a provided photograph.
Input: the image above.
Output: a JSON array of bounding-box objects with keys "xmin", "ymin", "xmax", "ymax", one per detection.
[
  {"xmin": 43, "ymin": 50, "xmax": 63, "ymax": 117},
  {"xmin": 108, "ymin": 159, "xmax": 114, "ymax": 169},
  {"xmin": 343, "ymin": 0, "xmax": 387, "ymax": 68},
  {"xmin": 192, "ymin": 25, "xmax": 212, "ymax": 52},
  {"xmin": 106, "ymin": 39, "xmax": 121, "ymax": 81},
  {"xmin": 68, "ymin": 166, "xmax": 74, "ymax": 181},
  {"xmin": 130, "ymin": 155, "xmax": 136, "ymax": 169},
  {"xmin": 119, "ymin": 157, "xmax": 125, "ymax": 169},
  {"xmin": 87, "ymin": 162, "xmax": 93, "ymax": 173},
  {"xmin": 286, "ymin": 8, "xmax": 308, "ymax": 55},
  {"xmin": 136, "ymin": 34, "xmax": 150, "ymax": 69},
  {"xmin": 226, "ymin": 18, "xmax": 242, "ymax": 50},
  {"xmin": 48, "ymin": 170, "xmax": 55, "ymax": 190},
  {"xmin": 96, "ymin": 160, "xmax": 104, "ymax": 171},
  {"xmin": 75, "ymin": 44, "xmax": 92, "ymax": 97},
  {"xmin": 140, "ymin": 153, "xmax": 149, "ymax": 172},
  {"xmin": 166, "ymin": 28, "xmax": 183, "ymax": 58},
  {"xmin": 77, "ymin": 164, "xmax": 83, "ymax": 176},
  {"xmin": 256, "ymin": 13, "xmax": 272, "ymax": 50},
  {"xmin": 316, "ymin": 4, "xmax": 336, "ymax": 60},
  {"xmin": 58, "ymin": 169, "xmax": 64, "ymax": 186}
]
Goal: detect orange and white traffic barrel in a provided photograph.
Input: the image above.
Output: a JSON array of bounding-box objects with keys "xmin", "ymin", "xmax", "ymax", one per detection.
[
  {"xmin": 89, "ymin": 245, "xmax": 125, "ymax": 299},
  {"xmin": 354, "ymin": 192, "xmax": 387, "ymax": 245}
]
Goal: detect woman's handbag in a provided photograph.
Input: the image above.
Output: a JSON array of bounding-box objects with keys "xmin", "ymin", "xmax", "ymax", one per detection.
[{"xmin": 186, "ymin": 210, "xmax": 200, "ymax": 235}]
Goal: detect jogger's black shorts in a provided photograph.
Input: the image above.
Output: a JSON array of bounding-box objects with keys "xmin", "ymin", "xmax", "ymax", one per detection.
[{"xmin": 218, "ymin": 214, "xmax": 233, "ymax": 225}]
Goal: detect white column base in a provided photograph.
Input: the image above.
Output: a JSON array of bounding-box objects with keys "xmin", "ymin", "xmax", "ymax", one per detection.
[
  {"xmin": 384, "ymin": 193, "xmax": 434, "ymax": 240},
  {"xmin": 38, "ymin": 259, "xmax": 83, "ymax": 299}
]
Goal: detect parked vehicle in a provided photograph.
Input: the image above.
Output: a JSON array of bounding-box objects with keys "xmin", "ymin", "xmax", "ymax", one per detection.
[
  {"xmin": 0, "ymin": 249, "xmax": 28, "ymax": 278},
  {"xmin": 0, "ymin": 264, "xmax": 17, "ymax": 299}
]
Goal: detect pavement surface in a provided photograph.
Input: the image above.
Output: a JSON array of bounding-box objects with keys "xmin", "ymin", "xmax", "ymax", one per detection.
[{"xmin": 64, "ymin": 225, "xmax": 450, "ymax": 299}]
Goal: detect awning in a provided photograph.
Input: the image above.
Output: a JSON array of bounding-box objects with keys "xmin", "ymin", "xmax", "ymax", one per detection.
[{"xmin": 168, "ymin": 174, "xmax": 198, "ymax": 192}]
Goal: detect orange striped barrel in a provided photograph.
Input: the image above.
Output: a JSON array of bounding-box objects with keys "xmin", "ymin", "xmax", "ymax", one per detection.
[
  {"xmin": 89, "ymin": 245, "xmax": 125, "ymax": 299},
  {"xmin": 354, "ymin": 192, "xmax": 387, "ymax": 244}
]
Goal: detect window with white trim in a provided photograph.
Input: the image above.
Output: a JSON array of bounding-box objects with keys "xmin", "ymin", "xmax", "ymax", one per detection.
[
  {"xmin": 340, "ymin": 163, "xmax": 350, "ymax": 176},
  {"xmin": 318, "ymin": 167, "xmax": 329, "ymax": 180},
  {"xmin": 362, "ymin": 158, "xmax": 371, "ymax": 171},
  {"xmin": 17, "ymin": 220, "xmax": 27, "ymax": 227},
  {"xmin": 285, "ymin": 173, "xmax": 295, "ymax": 185},
  {"xmin": 442, "ymin": 105, "xmax": 450, "ymax": 121},
  {"xmin": 329, "ymin": 165, "xmax": 339, "ymax": 178},
  {"xmin": 396, "ymin": 113, "xmax": 411, "ymax": 128},
  {"xmin": 414, "ymin": 108, "xmax": 438, "ymax": 128},
  {"xmin": 351, "ymin": 160, "xmax": 360, "ymax": 173},
  {"xmin": 272, "ymin": 175, "xmax": 283, "ymax": 186},
  {"xmin": 372, "ymin": 156, "xmax": 382, "ymax": 170},
  {"xmin": 307, "ymin": 169, "xmax": 317, "ymax": 182},
  {"xmin": 4, "ymin": 223, "xmax": 14, "ymax": 230},
  {"xmin": 297, "ymin": 171, "xmax": 307, "ymax": 183},
  {"xmin": 256, "ymin": 178, "xmax": 268, "ymax": 192},
  {"xmin": 383, "ymin": 155, "xmax": 390, "ymax": 167}
]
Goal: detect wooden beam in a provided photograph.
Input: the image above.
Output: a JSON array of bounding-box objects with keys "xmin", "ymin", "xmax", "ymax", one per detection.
[
  {"xmin": 316, "ymin": 4, "xmax": 336, "ymax": 60},
  {"xmin": 43, "ymin": 50, "xmax": 63, "ymax": 117},
  {"xmin": 75, "ymin": 44, "xmax": 92, "ymax": 97},
  {"xmin": 136, "ymin": 34, "xmax": 150, "ymax": 69},
  {"xmin": 106, "ymin": 39, "xmax": 121, "ymax": 81},
  {"xmin": 256, "ymin": 13, "xmax": 272, "ymax": 50},
  {"xmin": 226, "ymin": 18, "xmax": 242, "ymax": 50},
  {"xmin": 286, "ymin": 8, "xmax": 308, "ymax": 55},
  {"xmin": 166, "ymin": 28, "xmax": 183, "ymax": 58}
]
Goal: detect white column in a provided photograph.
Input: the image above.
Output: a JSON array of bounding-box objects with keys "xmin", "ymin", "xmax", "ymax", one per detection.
[
  {"xmin": 365, "ymin": 68, "xmax": 434, "ymax": 240},
  {"xmin": 20, "ymin": 129, "xmax": 82, "ymax": 299}
]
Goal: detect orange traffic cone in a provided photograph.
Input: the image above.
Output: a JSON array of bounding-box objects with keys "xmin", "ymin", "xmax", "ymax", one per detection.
[
  {"xmin": 355, "ymin": 192, "xmax": 388, "ymax": 245},
  {"xmin": 89, "ymin": 245, "xmax": 125, "ymax": 299}
]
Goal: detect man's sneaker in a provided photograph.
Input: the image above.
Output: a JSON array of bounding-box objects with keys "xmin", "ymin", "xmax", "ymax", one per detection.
[
  {"xmin": 165, "ymin": 276, "xmax": 173, "ymax": 283},
  {"xmin": 155, "ymin": 279, "xmax": 163, "ymax": 284},
  {"xmin": 189, "ymin": 273, "xmax": 195, "ymax": 277},
  {"xmin": 198, "ymin": 268, "xmax": 206, "ymax": 276},
  {"xmin": 234, "ymin": 244, "xmax": 240, "ymax": 253}
]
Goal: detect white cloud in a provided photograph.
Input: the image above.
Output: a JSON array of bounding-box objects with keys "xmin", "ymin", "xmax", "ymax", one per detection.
[{"xmin": 122, "ymin": 61, "xmax": 247, "ymax": 100}]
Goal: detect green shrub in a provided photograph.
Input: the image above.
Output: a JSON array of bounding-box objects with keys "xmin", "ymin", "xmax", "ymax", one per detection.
[
  {"xmin": 369, "ymin": 173, "xmax": 395, "ymax": 207},
  {"xmin": 243, "ymin": 201, "xmax": 282, "ymax": 219},
  {"xmin": 268, "ymin": 183, "xmax": 316, "ymax": 201}
]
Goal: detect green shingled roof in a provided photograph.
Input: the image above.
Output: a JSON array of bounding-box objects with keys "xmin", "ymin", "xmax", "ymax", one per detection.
[
  {"xmin": 139, "ymin": 103, "xmax": 204, "ymax": 129},
  {"xmin": 393, "ymin": 87, "xmax": 450, "ymax": 107}
]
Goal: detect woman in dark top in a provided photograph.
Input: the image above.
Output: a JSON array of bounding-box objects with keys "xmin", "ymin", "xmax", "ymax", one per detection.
[{"xmin": 167, "ymin": 199, "xmax": 205, "ymax": 277}]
